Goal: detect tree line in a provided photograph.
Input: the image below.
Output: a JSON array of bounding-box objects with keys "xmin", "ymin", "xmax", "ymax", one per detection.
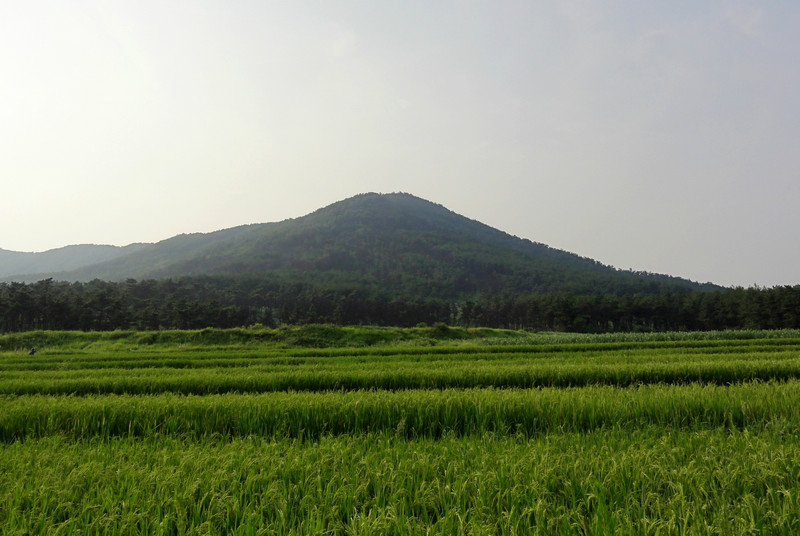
[{"xmin": 0, "ymin": 277, "xmax": 798, "ymax": 333}]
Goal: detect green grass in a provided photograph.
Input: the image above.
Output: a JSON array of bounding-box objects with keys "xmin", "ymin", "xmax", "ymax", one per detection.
[
  {"xmin": 3, "ymin": 327, "xmax": 800, "ymax": 534},
  {"xmin": 3, "ymin": 325, "xmax": 799, "ymax": 352},
  {"xmin": 0, "ymin": 324, "xmax": 523, "ymax": 352}
]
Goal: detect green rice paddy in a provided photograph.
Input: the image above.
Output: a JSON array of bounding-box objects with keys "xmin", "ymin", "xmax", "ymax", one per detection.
[{"xmin": 2, "ymin": 327, "xmax": 800, "ymax": 534}]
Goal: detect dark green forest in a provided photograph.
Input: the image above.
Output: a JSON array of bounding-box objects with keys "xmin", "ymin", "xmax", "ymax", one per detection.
[{"xmin": 1, "ymin": 276, "xmax": 798, "ymax": 333}]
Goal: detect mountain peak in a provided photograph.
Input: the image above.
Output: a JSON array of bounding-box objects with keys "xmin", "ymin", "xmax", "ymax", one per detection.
[{"xmin": 1, "ymin": 193, "xmax": 717, "ymax": 295}]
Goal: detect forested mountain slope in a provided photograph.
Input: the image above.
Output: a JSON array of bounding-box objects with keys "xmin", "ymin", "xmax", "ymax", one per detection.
[
  {"xmin": 0, "ymin": 244, "xmax": 146, "ymax": 280},
  {"xmin": 2, "ymin": 193, "xmax": 717, "ymax": 297}
]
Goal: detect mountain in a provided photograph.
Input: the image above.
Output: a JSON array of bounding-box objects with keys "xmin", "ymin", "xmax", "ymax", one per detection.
[
  {"xmin": 0, "ymin": 244, "xmax": 147, "ymax": 280},
  {"xmin": 1, "ymin": 193, "xmax": 717, "ymax": 296}
]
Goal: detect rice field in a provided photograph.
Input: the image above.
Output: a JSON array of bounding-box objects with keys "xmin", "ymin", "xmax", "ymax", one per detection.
[{"xmin": 2, "ymin": 327, "xmax": 800, "ymax": 534}]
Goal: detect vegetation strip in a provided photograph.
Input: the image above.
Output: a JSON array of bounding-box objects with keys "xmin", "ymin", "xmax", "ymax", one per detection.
[
  {"xmin": 3, "ymin": 334, "xmax": 800, "ymax": 395},
  {"xmin": 4, "ymin": 355, "xmax": 800, "ymax": 395},
  {"xmin": 2, "ymin": 381, "xmax": 798, "ymax": 441}
]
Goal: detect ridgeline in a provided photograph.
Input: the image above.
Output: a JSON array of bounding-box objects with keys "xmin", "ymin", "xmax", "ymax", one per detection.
[{"xmin": 0, "ymin": 193, "xmax": 796, "ymax": 332}]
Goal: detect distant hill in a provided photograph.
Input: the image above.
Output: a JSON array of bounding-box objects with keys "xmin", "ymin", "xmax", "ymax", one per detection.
[
  {"xmin": 0, "ymin": 244, "xmax": 146, "ymax": 280},
  {"xmin": 1, "ymin": 193, "xmax": 718, "ymax": 297}
]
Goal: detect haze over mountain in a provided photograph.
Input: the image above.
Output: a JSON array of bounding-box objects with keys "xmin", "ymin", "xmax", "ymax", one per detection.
[
  {"xmin": 1, "ymin": 193, "xmax": 718, "ymax": 297},
  {"xmin": 0, "ymin": 244, "xmax": 146, "ymax": 280}
]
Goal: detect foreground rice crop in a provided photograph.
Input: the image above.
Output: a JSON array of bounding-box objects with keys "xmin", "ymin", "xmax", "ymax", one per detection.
[
  {"xmin": 2, "ymin": 328, "xmax": 800, "ymax": 534},
  {"xmin": 3, "ymin": 430, "xmax": 800, "ymax": 535}
]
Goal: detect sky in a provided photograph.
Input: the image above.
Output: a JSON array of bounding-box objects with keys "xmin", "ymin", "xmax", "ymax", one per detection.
[{"xmin": 2, "ymin": 1, "xmax": 799, "ymax": 288}]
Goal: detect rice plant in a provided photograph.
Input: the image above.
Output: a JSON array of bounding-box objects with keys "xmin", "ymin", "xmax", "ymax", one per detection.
[{"xmin": 4, "ymin": 329, "xmax": 800, "ymax": 534}]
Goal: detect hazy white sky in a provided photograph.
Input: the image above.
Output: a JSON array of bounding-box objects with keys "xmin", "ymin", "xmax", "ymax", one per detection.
[{"xmin": 2, "ymin": 1, "xmax": 798, "ymax": 287}]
